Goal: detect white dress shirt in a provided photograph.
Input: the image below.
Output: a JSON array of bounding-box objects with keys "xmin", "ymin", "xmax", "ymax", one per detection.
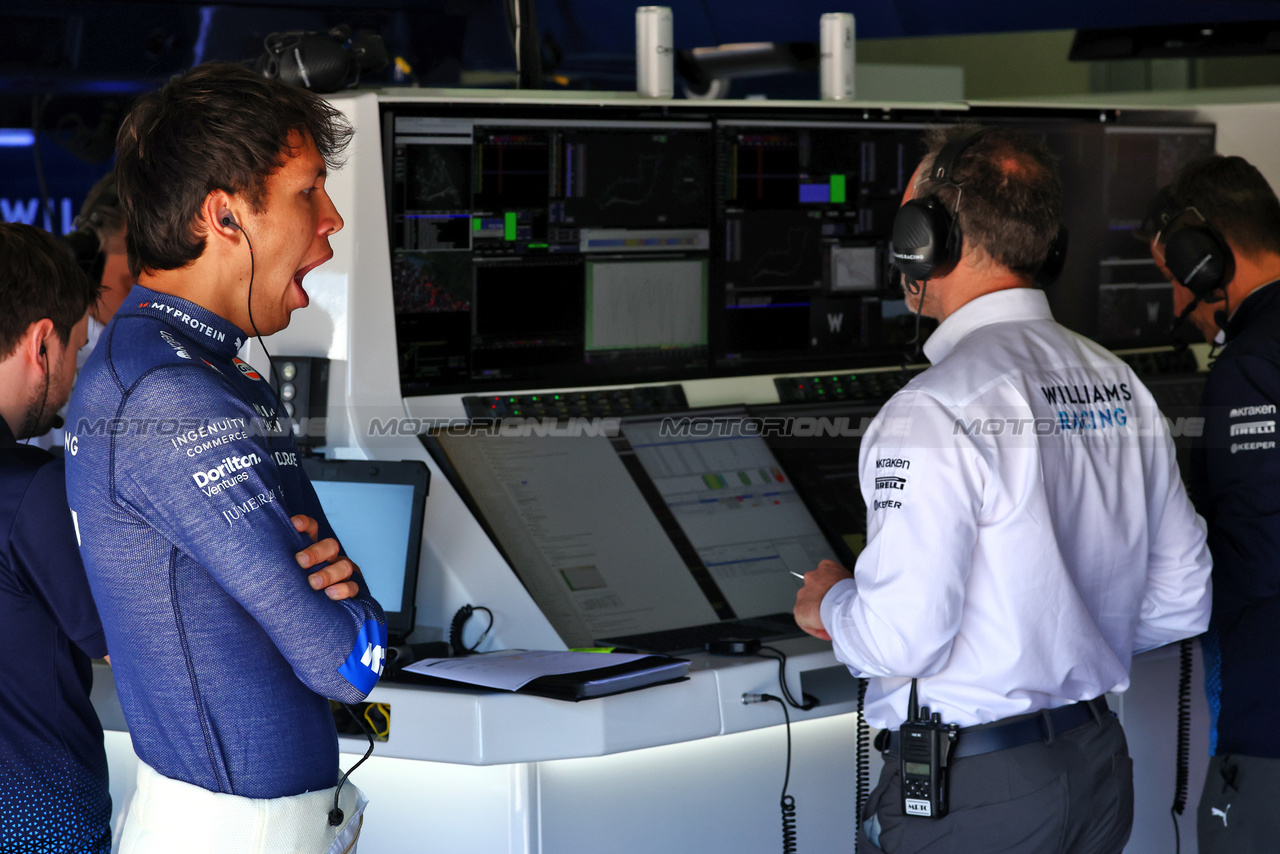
[{"xmin": 821, "ymin": 288, "xmax": 1212, "ymax": 729}]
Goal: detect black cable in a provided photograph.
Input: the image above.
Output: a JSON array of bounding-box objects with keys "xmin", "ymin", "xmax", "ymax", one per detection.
[
  {"xmin": 328, "ymin": 703, "xmax": 375, "ymax": 827},
  {"xmin": 760, "ymin": 693, "xmax": 798, "ymax": 854},
  {"xmin": 449, "ymin": 604, "xmax": 493, "ymax": 655},
  {"xmin": 1171, "ymin": 637, "xmax": 1193, "ymax": 854},
  {"xmin": 757, "ymin": 645, "xmax": 819, "ymax": 711},
  {"xmin": 854, "ymin": 677, "xmax": 869, "ymax": 853},
  {"xmin": 227, "ymin": 221, "xmax": 286, "ymax": 433},
  {"xmin": 226, "ymin": 219, "xmax": 352, "ymax": 824}
]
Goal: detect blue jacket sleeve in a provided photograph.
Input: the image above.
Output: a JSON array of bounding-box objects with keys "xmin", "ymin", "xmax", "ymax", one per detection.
[
  {"xmin": 11, "ymin": 458, "xmax": 108, "ymax": 659},
  {"xmin": 111, "ymin": 366, "xmax": 386, "ymax": 702}
]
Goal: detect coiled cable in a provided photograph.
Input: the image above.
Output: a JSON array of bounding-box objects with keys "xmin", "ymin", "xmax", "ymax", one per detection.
[
  {"xmin": 855, "ymin": 677, "xmax": 869, "ymax": 851},
  {"xmin": 761, "ymin": 693, "xmax": 798, "ymax": 854},
  {"xmin": 449, "ymin": 604, "xmax": 493, "ymax": 655},
  {"xmin": 1171, "ymin": 637, "xmax": 1193, "ymax": 854}
]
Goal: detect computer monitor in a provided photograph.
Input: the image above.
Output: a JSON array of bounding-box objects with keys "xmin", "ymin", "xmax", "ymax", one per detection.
[
  {"xmin": 1093, "ymin": 124, "xmax": 1215, "ymax": 348},
  {"xmin": 745, "ymin": 400, "xmax": 884, "ymax": 569},
  {"xmin": 424, "ymin": 409, "xmax": 839, "ymax": 648},
  {"xmin": 383, "ymin": 109, "xmax": 714, "ymax": 396},
  {"xmin": 713, "ymin": 119, "xmax": 925, "ymax": 370},
  {"xmin": 382, "ymin": 103, "xmax": 1217, "ymax": 396},
  {"xmin": 302, "ymin": 458, "xmax": 430, "ymax": 643}
]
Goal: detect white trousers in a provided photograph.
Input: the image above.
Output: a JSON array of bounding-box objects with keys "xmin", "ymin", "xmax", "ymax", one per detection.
[{"xmin": 119, "ymin": 761, "xmax": 366, "ymax": 854}]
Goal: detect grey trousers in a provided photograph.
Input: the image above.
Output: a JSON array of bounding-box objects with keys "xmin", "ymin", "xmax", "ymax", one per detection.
[
  {"xmin": 861, "ymin": 711, "xmax": 1133, "ymax": 854},
  {"xmin": 1197, "ymin": 753, "xmax": 1280, "ymax": 854}
]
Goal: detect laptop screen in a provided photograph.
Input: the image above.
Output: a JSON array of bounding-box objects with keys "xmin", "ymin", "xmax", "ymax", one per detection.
[
  {"xmin": 425, "ymin": 409, "xmax": 837, "ymax": 648},
  {"xmin": 302, "ymin": 458, "xmax": 430, "ymax": 643}
]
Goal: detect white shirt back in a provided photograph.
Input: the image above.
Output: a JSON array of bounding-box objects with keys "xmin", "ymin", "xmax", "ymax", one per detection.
[{"xmin": 821, "ymin": 288, "xmax": 1211, "ymax": 728}]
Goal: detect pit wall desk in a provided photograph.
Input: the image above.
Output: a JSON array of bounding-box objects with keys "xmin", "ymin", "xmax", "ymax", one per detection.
[{"xmin": 93, "ymin": 87, "xmax": 1256, "ymax": 852}]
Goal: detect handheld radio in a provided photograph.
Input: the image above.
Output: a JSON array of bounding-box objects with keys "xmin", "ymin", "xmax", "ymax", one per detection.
[{"xmin": 899, "ymin": 679, "xmax": 959, "ymax": 818}]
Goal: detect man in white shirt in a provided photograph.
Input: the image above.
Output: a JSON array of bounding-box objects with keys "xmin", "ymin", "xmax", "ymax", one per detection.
[{"xmin": 794, "ymin": 124, "xmax": 1212, "ymax": 853}]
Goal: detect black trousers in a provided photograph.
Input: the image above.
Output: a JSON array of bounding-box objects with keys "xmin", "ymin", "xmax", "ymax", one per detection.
[
  {"xmin": 1197, "ymin": 753, "xmax": 1280, "ymax": 854},
  {"xmin": 861, "ymin": 711, "xmax": 1133, "ymax": 854}
]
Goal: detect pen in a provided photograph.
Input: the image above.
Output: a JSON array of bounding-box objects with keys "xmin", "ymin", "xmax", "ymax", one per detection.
[{"xmin": 789, "ymin": 570, "xmax": 805, "ymax": 580}]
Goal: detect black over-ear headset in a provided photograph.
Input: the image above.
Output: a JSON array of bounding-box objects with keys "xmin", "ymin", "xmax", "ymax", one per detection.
[
  {"xmin": 891, "ymin": 126, "xmax": 987, "ymax": 284},
  {"xmin": 891, "ymin": 126, "xmax": 1069, "ymax": 287},
  {"xmin": 62, "ymin": 173, "xmax": 121, "ymax": 285},
  {"xmin": 1147, "ymin": 186, "xmax": 1235, "ymax": 299},
  {"xmin": 257, "ymin": 25, "xmax": 389, "ymax": 94}
]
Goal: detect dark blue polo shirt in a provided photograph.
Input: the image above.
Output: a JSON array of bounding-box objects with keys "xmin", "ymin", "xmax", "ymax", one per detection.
[
  {"xmin": 1192, "ymin": 281, "xmax": 1280, "ymax": 758},
  {"xmin": 64, "ymin": 286, "xmax": 385, "ymax": 799},
  {"xmin": 0, "ymin": 417, "xmax": 110, "ymax": 854}
]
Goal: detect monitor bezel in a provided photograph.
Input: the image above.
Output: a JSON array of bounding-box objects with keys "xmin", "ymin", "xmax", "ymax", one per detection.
[{"xmin": 301, "ymin": 457, "xmax": 430, "ymax": 644}]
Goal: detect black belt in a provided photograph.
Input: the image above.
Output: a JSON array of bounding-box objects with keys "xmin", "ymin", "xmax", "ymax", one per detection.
[{"xmin": 881, "ymin": 696, "xmax": 1109, "ymax": 760}]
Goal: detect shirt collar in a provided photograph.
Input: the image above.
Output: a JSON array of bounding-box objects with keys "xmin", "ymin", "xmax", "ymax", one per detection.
[
  {"xmin": 119, "ymin": 285, "xmax": 247, "ymax": 359},
  {"xmin": 923, "ymin": 287, "xmax": 1053, "ymax": 364},
  {"xmin": 1224, "ymin": 279, "xmax": 1280, "ymax": 341}
]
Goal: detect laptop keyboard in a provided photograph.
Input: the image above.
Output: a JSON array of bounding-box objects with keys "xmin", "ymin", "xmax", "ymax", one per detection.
[{"xmin": 599, "ymin": 613, "xmax": 804, "ymax": 655}]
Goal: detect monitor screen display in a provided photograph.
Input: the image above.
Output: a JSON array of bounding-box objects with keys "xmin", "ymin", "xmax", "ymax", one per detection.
[
  {"xmin": 309, "ymin": 480, "xmax": 415, "ymax": 613},
  {"xmin": 386, "ymin": 114, "xmax": 713, "ymax": 395},
  {"xmin": 426, "ymin": 410, "xmax": 836, "ymax": 648},
  {"xmin": 302, "ymin": 458, "xmax": 430, "ymax": 643},
  {"xmin": 382, "ymin": 103, "xmax": 1216, "ymax": 396}
]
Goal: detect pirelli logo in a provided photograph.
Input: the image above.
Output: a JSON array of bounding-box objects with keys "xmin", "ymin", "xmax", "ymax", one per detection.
[{"xmin": 1229, "ymin": 420, "xmax": 1275, "ymax": 437}]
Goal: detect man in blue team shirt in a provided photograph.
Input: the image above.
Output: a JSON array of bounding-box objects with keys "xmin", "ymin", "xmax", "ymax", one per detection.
[
  {"xmin": 65, "ymin": 63, "xmax": 387, "ymax": 851},
  {"xmin": 0, "ymin": 222, "xmax": 107, "ymax": 854},
  {"xmin": 1145, "ymin": 155, "xmax": 1280, "ymax": 853}
]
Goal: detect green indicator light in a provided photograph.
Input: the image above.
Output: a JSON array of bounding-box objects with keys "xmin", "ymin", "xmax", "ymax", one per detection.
[
  {"xmin": 554, "ymin": 395, "xmax": 561, "ymax": 400},
  {"xmin": 504, "ymin": 212, "xmax": 517, "ymax": 241},
  {"xmin": 472, "ymin": 217, "xmax": 482, "ymax": 231},
  {"xmin": 830, "ymin": 174, "xmax": 847, "ymax": 204},
  {"xmin": 532, "ymin": 396, "xmax": 539, "ymax": 401},
  {"xmin": 529, "ymin": 242, "xmax": 549, "ymax": 249}
]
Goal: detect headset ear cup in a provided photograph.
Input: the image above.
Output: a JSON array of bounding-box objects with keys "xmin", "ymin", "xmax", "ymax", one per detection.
[
  {"xmin": 63, "ymin": 227, "xmax": 105, "ymax": 284},
  {"xmin": 891, "ymin": 197, "xmax": 957, "ymax": 282},
  {"xmin": 1165, "ymin": 226, "xmax": 1234, "ymax": 298},
  {"xmin": 278, "ymin": 34, "xmax": 355, "ymax": 92}
]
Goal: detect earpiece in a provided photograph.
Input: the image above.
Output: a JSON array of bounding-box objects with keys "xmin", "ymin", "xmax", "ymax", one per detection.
[{"xmin": 219, "ymin": 209, "xmax": 239, "ymax": 230}]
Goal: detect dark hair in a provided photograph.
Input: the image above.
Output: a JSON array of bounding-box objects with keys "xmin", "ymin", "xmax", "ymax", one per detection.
[
  {"xmin": 916, "ymin": 124, "xmax": 1063, "ymax": 278},
  {"xmin": 0, "ymin": 223, "xmax": 100, "ymax": 359},
  {"xmin": 1167, "ymin": 155, "xmax": 1280, "ymax": 258},
  {"xmin": 115, "ymin": 62, "xmax": 354, "ymax": 279},
  {"xmin": 77, "ymin": 171, "xmax": 125, "ymax": 250}
]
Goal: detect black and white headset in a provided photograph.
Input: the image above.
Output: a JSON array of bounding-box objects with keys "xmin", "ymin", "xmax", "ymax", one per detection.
[{"xmin": 890, "ymin": 125, "xmax": 1068, "ymax": 288}]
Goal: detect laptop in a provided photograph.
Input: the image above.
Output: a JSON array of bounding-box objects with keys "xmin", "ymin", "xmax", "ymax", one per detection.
[
  {"xmin": 302, "ymin": 457, "xmax": 430, "ymax": 644},
  {"xmin": 424, "ymin": 408, "xmax": 842, "ymax": 653}
]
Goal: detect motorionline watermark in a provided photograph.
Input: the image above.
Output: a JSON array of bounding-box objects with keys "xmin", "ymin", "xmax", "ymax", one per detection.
[
  {"xmin": 951, "ymin": 414, "xmax": 1204, "ymax": 438},
  {"xmin": 365, "ymin": 416, "xmax": 623, "ymax": 438},
  {"xmin": 656, "ymin": 415, "xmax": 876, "ymax": 439}
]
